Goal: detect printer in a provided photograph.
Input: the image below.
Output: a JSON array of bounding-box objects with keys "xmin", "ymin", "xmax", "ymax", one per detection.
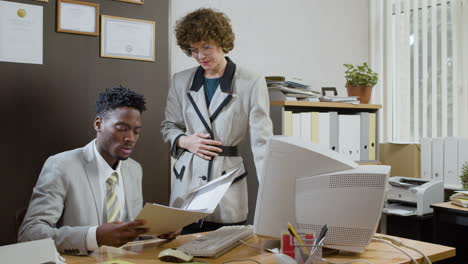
[{"xmin": 383, "ymin": 177, "xmax": 444, "ymax": 216}]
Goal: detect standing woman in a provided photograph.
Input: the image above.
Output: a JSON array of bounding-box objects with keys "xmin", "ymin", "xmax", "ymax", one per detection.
[{"xmin": 161, "ymin": 8, "xmax": 273, "ymax": 233}]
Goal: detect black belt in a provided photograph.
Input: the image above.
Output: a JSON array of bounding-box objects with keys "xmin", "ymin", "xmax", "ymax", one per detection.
[{"xmin": 218, "ymin": 146, "xmax": 239, "ymax": 156}]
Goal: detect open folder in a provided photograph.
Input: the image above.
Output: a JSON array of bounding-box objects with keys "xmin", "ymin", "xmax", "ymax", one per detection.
[{"xmin": 136, "ymin": 165, "xmax": 243, "ymax": 235}]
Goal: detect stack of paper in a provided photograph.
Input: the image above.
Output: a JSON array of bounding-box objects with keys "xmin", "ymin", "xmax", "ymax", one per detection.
[
  {"xmin": 319, "ymin": 96, "xmax": 359, "ymax": 103},
  {"xmin": 136, "ymin": 166, "xmax": 243, "ymax": 235},
  {"xmin": 266, "ymin": 76, "xmax": 320, "ymax": 101},
  {"xmin": 0, "ymin": 238, "xmax": 65, "ymax": 264},
  {"xmin": 450, "ymin": 191, "xmax": 468, "ymax": 208}
]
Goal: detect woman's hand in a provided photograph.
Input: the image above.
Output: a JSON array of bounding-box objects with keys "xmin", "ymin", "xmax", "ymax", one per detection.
[{"xmin": 178, "ymin": 133, "xmax": 222, "ymax": 160}]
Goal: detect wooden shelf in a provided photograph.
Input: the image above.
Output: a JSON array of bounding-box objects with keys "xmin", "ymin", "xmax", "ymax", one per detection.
[
  {"xmin": 358, "ymin": 161, "xmax": 383, "ymax": 165},
  {"xmin": 271, "ymin": 101, "xmax": 382, "ymax": 110}
]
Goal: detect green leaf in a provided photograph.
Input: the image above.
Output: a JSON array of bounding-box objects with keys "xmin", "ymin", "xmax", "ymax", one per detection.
[{"xmin": 343, "ymin": 62, "xmax": 378, "ymax": 87}]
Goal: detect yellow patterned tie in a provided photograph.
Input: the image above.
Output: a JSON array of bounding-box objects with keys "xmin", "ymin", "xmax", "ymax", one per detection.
[{"xmin": 106, "ymin": 172, "xmax": 121, "ymax": 223}]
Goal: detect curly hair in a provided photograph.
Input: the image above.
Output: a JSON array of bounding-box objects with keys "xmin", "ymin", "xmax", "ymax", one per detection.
[
  {"xmin": 95, "ymin": 86, "xmax": 146, "ymax": 118},
  {"xmin": 175, "ymin": 8, "xmax": 235, "ymax": 56}
]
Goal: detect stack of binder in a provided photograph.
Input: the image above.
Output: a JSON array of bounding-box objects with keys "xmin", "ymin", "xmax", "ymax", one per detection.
[
  {"xmin": 282, "ymin": 111, "xmax": 377, "ymax": 162},
  {"xmin": 421, "ymin": 137, "xmax": 468, "ymax": 190}
]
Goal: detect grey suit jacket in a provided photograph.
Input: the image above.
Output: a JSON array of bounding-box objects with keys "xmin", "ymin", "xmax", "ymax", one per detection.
[
  {"xmin": 18, "ymin": 140, "xmax": 143, "ymax": 255},
  {"xmin": 161, "ymin": 58, "xmax": 273, "ymax": 223}
]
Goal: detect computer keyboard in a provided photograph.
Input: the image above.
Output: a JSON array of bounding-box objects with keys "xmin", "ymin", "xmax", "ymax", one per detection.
[{"xmin": 177, "ymin": 225, "xmax": 254, "ymax": 258}]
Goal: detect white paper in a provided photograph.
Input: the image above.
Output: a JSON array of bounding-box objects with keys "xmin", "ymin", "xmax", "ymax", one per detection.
[
  {"xmin": 102, "ymin": 16, "xmax": 155, "ymax": 60},
  {"xmin": 136, "ymin": 165, "xmax": 242, "ymax": 235},
  {"xmin": 183, "ymin": 166, "xmax": 242, "ymax": 211},
  {"xmin": 0, "ymin": 1, "xmax": 42, "ymax": 64},
  {"xmin": 59, "ymin": 2, "xmax": 96, "ymax": 33},
  {"xmin": 383, "ymin": 203, "xmax": 416, "ymax": 216}
]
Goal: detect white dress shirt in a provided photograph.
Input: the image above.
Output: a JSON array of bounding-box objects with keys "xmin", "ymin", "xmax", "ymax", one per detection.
[{"xmin": 85, "ymin": 142, "xmax": 127, "ymax": 251}]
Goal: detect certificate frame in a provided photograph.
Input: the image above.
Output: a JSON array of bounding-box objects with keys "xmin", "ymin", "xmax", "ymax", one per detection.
[
  {"xmin": 113, "ymin": 0, "xmax": 144, "ymax": 5},
  {"xmin": 57, "ymin": 0, "xmax": 99, "ymax": 36},
  {"xmin": 33, "ymin": 0, "xmax": 49, "ymax": 2},
  {"xmin": 101, "ymin": 15, "xmax": 155, "ymax": 62}
]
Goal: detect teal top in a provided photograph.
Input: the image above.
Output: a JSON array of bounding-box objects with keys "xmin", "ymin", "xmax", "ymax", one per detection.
[{"xmin": 204, "ymin": 77, "xmax": 221, "ymax": 107}]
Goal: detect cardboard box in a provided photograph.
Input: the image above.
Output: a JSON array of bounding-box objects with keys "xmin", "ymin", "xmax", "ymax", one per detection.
[{"xmin": 379, "ymin": 143, "xmax": 421, "ymax": 178}]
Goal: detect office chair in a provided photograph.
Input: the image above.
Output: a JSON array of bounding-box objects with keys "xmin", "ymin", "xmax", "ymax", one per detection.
[{"xmin": 14, "ymin": 207, "xmax": 27, "ymax": 242}]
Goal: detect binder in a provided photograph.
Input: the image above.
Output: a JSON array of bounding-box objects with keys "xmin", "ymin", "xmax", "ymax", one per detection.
[
  {"xmin": 311, "ymin": 112, "xmax": 320, "ymax": 144},
  {"xmin": 368, "ymin": 113, "xmax": 376, "ymax": 160},
  {"xmin": 329, "ymin": 112, "xmax": 339, "ymax": 152},
  {"xmin": 360, "ymin": 112, "xmax": 369, "ymax": 160},
  {"xmin": 318, "ymin": 112, "xmax": 330, "ymax": 149},
  {"xmin": 300, "ymin": 112, "xmax": 311, "ymax": 142},
  {"xmin": 283, "ymin": 111, "xmax": 293, "ymax": 136},
  {"xmin": 350, "ymin": 115, "xmax": 361, "ymax": 161},
  {"xmin": 432, "ymin": 138, "xmax": 444, "ymax": 182},
  {"xmin": 292, "ymin": 113, "xmax": 301, "ymax": 139},
  {"xmin": 421, "ymin": 138, "xmax": 432, "ymax": 180},
  {"xmin": 458, "ymin": 138, "xmax": 468, "ymax": 188},
  {"xmin": 338, "ymin": 114, "xmax": 361, "ymax": 161},
  {"xmin": 444, "ymin": 137, "xmax": 459, "ymax": 189}
]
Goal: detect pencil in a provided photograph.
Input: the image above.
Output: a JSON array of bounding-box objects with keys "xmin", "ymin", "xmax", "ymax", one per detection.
[{"xmin": 287, "ymin": 222, "xmax": 310, "ymax": 256}]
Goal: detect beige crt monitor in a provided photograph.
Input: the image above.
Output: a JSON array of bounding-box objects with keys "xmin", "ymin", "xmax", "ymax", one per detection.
[{"xmin": 254, "ymin": 136, "xmax": 390, "ymax": 253}]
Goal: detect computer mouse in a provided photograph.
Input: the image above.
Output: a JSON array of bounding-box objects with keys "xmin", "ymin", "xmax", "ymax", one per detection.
[
  {"xmin": 274, "ymin": 253, "xmax": 297, "ymax": 264},
  {"xmin": 158, "ymin": 248, "xmax": 194, "ymax": 263}
]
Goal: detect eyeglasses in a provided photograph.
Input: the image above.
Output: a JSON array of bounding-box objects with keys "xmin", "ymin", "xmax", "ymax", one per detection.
[{"xmin": 188, "ymin": 45, "xmax": 215, "ymax": 57}]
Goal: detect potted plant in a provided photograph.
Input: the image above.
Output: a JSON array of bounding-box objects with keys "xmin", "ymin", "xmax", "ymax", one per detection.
[
  {"xmin": 461, "ymin": 162, "xmax": 468, "ymax": 190},
  {"xmin": 343, "ymin": 62, "xmax": 378, "ymax": 104}
]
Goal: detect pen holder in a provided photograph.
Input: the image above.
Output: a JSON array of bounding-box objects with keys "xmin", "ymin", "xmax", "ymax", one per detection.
[{"xmin": 281, "ymin": 233, "xmax": 322, "ymax": 264}]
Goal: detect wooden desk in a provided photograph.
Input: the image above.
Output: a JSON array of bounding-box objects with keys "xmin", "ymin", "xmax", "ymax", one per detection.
[
  {"xmin": 64, "ymin": 233, "xmax": 454, "ymax": 264},
  {"xmin": 431, "ymin": 202, "xmax": 468, "ymax": 263}
]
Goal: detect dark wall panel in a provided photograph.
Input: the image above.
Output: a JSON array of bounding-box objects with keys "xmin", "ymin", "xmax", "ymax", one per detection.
[{"xmin": 0, "ymin": 0, "xmax": 170, "ymax": 245}]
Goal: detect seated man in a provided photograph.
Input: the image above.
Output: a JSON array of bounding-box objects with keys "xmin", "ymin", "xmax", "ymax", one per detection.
[{"xmin": 18, "ymin": 87, "xmax": 148, "ymax": 255}]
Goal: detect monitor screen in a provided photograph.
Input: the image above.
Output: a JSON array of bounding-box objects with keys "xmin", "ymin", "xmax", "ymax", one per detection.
[{"xmin": 254, "ymin": 136, "xmax": 390, "ymax": 253}]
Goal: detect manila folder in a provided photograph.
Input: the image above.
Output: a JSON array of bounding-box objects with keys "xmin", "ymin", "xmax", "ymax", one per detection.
[{"xmin": 136, "ymin": 203, "xmax": 209, "ymax": 235}]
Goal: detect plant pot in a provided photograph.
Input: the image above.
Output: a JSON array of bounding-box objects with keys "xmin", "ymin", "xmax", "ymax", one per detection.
[{"xmin": 346, "ymin": 85, "xmax": 373, "ymax": 104}]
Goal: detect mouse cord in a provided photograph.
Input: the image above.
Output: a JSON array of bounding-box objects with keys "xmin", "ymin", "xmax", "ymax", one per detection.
[
  {"xmin": 239, "ymin": 240, "xmax": 265, "ymax": 251},
  {"xmin": 223, "ymin": 259, "xmax": 262, "ymax": 264},
  {"xmin": 373, "ymin": 234, "xmax": 432, "ymax": 264},
  {"xmin": 321, "ymin": 259, "xmax": 374, "ymax": 264},
  {"xmin": 371, "ymin": 238, "xmax": 418, "ymax": 264}
]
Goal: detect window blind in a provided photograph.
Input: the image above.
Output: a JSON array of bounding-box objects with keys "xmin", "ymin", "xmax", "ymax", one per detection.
[{"xmin": 381, "ymin": 0, "xmax": 468, "ymax": 142}]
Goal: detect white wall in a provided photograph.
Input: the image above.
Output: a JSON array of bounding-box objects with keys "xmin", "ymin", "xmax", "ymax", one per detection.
[
  {"xmin": 170, "ymin": 0, "xmax": 370, "ymax": 95},
  {"xmin": 169, "ymin": 0, "xmax": 370, "ymax": 223}
]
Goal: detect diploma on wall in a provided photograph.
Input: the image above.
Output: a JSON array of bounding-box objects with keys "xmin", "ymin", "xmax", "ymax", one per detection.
[
  {"xmin": 0, "ymin": 1, "xmax": 43, "ymax": 64},
  {"xmin": 57, "ymin": 0, "xmax": 99, "ymax": 36},
  {"xmin": 136, "ymin": 165, "xmax": 243, "ymax": 235},
  {"xmin": 101, "ymin": 15, "xmax": 155, "ymax": 61}
]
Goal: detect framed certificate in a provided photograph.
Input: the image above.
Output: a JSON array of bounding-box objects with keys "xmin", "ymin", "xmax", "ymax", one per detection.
[
  {"xmin": 57, "ymin": 0, "xmax": 99, "ymax": 36},
  {"xmin": 33, "ymin": 0, "xmax": 48, "ymax": 2},
  {"xmin": 101, "ymin": 15, "xmax": 155, "ymax": 61},
  {"xmin": 0, "ymin": 1, "xmax": 43, "ymax": 64},
  {"xmin": 113, "ymin": 0, "xmax": 144, "ymax": 4}
]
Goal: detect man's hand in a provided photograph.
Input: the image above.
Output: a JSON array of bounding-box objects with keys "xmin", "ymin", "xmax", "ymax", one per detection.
[
  {"xmin": 158, "ymin": 228, "xmax": 182, "ymax": 240},
  {"xmin": 178, "ymin": 133, "xmax": 222, "ymax": 160},
  {"xmin": 96, "ymin": 219, "xmax": 148, "ymax": 247}
]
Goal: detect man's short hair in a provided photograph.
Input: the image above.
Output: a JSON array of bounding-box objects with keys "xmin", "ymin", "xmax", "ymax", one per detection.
[{"xmin": 95, "ymin": 86, "xmax": 146, "ymax": 118}]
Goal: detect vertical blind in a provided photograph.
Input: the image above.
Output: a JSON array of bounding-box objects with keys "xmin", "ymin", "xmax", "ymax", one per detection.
[{"xmin": 381, "ymin": 0, "xmax": 468, "ymax": 142}]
